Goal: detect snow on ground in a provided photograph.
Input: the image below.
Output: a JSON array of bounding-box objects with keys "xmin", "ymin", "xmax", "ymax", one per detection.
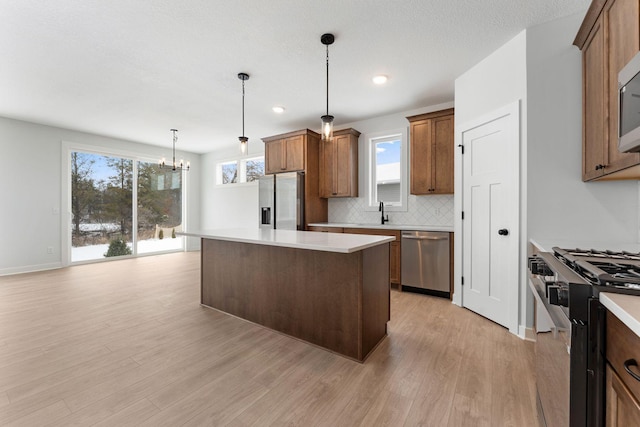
[{"xmin": 72, "ymin": 238, "xmax": 184, "ymax": 262}]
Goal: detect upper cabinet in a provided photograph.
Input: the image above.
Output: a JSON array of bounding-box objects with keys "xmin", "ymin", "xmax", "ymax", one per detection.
[
  {"xmin": 320, "ymin": 128, "xmax": 360, "ymax": 198},
  {"xmin": 262, "ymin": 129, "xmax": 327, "ymax": 227},
  {"xmin": 406, "ymin": 108, "xmax": 454, "ymax": 195},
  {"xmin": 575, "ymin": 0, "xmax": 640, "ymax": 181},
  {"xmin": 263, "ymin": 132, "xmax": 306, "ymax": 174}
]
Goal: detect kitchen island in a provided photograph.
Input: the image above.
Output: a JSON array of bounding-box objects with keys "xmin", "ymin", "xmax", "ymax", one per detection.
[{"xmin": 180, "ymin": 228, "xmax": 394, "ymax": 362}]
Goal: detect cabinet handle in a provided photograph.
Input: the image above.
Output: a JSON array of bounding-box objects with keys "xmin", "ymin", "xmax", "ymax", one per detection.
[
  {"xmin": 624, "ymin": 359, "xmax": 640, "ymax": 382},
  {"xmin": 595, "ymin": 164, "xmax": 606, "ymax": 171}
]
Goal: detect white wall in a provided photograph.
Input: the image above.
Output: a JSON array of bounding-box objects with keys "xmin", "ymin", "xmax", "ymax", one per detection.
[
  {"xmin": 200, "ymin": 146, "xmax": 262, "ymax": 230},
  {"xmin": 527, "ymin": 15, "xmax": 639, "ymax": 244},
  {"xmin": 453, "ymin": 29, "xmax": 528, "ymax": 325},
  {"xmin": 0, "ymin": 116, "xmax": 201, "ymax": 275}
]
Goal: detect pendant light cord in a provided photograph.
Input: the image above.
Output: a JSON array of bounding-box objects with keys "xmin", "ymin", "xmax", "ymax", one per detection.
[
  {"xmin": 242, "ymin": 79, "xmax": 245, "ymax": 137},
  {"xmin": 326, "ymin": 44, "xmax": 329, "ymax": 116}
]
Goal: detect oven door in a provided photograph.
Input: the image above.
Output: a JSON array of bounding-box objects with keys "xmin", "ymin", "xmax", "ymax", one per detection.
[{"xmin": 529, "ymin": 276, "xmax": 572, "ymax": 426}]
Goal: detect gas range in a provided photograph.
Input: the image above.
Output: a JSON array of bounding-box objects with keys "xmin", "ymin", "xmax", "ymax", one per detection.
[
  {"xmin": 529, "ymin": 247, "xmax": 640, "ymax": 318},
  {"xmin": 527, "ymin": 246, "xmax": 640, "ymax": 427},
  {"xmin": 553, "ymin": 247, "xmax": 640, "ymax": 293}
]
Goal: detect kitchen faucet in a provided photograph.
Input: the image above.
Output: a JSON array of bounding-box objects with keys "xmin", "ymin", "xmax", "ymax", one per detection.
[{"xmin": 379, "ymin": 201, "xmax": 389, "ymax": 225}]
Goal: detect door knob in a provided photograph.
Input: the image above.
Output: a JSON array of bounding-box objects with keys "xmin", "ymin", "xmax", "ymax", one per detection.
[{"xmin": 498, "ymin": 229, "xmax": 509, "ymax": 236}]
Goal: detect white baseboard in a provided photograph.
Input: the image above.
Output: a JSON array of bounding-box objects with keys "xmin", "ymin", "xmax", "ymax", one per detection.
[
  {"xmin": 519, "ymin": 325, "xmax": 536, "ymax": 341},
  {"xmin": 0, "ymin": 262, "xmax": 63, "ymax": 276}
]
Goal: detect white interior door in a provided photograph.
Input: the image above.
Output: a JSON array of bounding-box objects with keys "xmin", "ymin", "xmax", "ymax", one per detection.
[{"xmin": 461, "ymin": 102, "xmax": 519, "ymax": 332}]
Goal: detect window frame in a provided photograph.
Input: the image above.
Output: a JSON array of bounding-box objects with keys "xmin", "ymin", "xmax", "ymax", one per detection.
[
  {"xmin": 364, "ymin": 128, "xmax": 408, "ymax": 212},
  {"xmin": 61, "ymin": 141, "xmax": 188, "ymax": 266},
  {"xmin": 215, "ymin": 155, "xmax": 265, "ymax": 186}
]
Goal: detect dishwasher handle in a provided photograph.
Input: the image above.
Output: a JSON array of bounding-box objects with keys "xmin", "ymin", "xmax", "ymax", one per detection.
[{"xmin": 402, "ymin": 235, "xmax": 448, "ymax": 241}]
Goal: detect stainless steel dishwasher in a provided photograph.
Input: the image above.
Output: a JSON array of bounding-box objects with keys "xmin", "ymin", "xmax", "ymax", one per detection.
[{"xmin": 401, "ymin": 231, "xmax": 450, "ymax": 296}]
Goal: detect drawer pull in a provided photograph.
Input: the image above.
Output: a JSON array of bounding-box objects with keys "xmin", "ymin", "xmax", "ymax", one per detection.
[{"xmin": 623, "ymin": 359, "xmax": 640, "ymax": 382}]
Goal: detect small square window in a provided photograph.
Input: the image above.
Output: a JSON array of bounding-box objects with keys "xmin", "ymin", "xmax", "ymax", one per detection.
[
  {"xmin": 221, "ymin": 161, "xmax": 238, "ymax": 184},
  {"xmin": 216, "ymin": 156, "xmax": 265, "ymax": 185},
  {"xmin": 243, "ymin": 158, "xmax": 265, "ymax": 182}
]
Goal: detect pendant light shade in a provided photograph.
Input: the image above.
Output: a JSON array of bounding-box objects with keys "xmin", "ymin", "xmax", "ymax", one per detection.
[
  {"xmin": 238, "ymin": 72, "xmax": 250, "ymax": 154},
  {"xmin": 321, "ymin": 33, "xmax": 335, "ymax": 141}
]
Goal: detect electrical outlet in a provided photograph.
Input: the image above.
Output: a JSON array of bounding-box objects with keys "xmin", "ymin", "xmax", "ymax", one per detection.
[{"xmin": 47, "ymin": 247, "xmax": 53, "ymax": 254}]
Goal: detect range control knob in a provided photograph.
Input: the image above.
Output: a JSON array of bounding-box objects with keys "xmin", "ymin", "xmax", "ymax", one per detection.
[
  {"xmin": 548, "ymin": 285, "xmax": 569, "ymax": 307},
  {"xmin": 528, "ymin": 257, "xmax": 553, "ymax": 276}
]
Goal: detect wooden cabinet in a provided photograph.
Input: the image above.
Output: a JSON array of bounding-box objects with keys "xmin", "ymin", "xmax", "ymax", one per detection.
[
  {"xmin": 389, "ymin": 241, "xmax": 401, "ymax": 284},
  {"xmin": 320, "ymin": 128, "xmax": 360, "ymax": 198},
  {"xmin": 309, "ymin": 226, "xmax": 453, "ymax": 296},
  {"xmin": 607, "ymin": 365, "xmax": 640, "ymax": 426},
  {"xmin": 606, "ymin": 310, "xmax": 640, "ymax": 425},
  {"xmin": 343, "ymin": 228, "xmax": 401, "ymax": 287},
  {"xmin": 264, "ymin": 134, "xmax": 305, "ymax": 174},
  {"xmin": 309, "ymin": 225, "xmax": 401, "ymax": 286},
  {"xmin": 582, "ymin": 13, "xmax": 607, "ymax": 181},
  {"xmin": 307, "ymin": 226, "xmax": 344, "ymax": 233},
  {"xmin": 576, "ymin": 0, "xmax": 640, "ymax": 181},
  {"xmin": 262, "ymin": 129, "xmax": 327, "ymax": 228},
  {"xmin": 406, "ymin": 108, "xmax": 454, "ymax": 194}
]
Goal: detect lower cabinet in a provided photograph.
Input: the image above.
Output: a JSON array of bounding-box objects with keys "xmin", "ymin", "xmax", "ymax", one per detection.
[
  {"xmin": 606, "ymin": 310, "xmax": 640, "ymax": 425},
  {"xmin": 343, "ymin": 228, "xmax": 401, "ymax": 287},
  {"xmin": 308, "ymin": 226, "xmax": 401, "ymax": 286},
  {"xmin": 607, "ymin": 364, "xmax": 640, "ymax": 426},
  {"xmin": 389, "ymin": 241, "xmax": 400, "ymax": 285}
]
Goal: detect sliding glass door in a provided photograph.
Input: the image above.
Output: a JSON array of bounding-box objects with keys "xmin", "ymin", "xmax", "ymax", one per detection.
[
  {"xmin": 70, "ymin": 151, "xmax": 184, "ymax": 263},
  {"xmin": 137, "ymin": 162, "xmax": 183, "ymax": 254}
]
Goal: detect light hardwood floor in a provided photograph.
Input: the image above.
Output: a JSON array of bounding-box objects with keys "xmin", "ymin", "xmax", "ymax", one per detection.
[{"xmin": 0, "ymin": 252, "xmax": 538, "ymax": 426}]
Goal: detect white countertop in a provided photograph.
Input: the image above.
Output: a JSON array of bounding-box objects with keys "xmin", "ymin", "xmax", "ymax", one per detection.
[
  {"xmin": 530, "ymin": 238, "xmax": 640, "ymax": 254},
  {"xmin": 179, "ymin": 228, "xmax": 394, "ymax": 253},
  {"xmin": 308, "ymin": 222, "xmax": 454, "ymax": 233},
  {"xmin": 600, "ymin": 293, "xmax": 640, "ymax": 338}
]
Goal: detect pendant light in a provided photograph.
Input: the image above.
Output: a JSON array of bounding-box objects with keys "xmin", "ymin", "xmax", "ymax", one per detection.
[
  {"xmin": 159, "ymin": 129, "xmax": 189, "ymax": 171},
  {"xmin": 238, "ymin": 72, "xmax": 250, "ymax": 154},
  {"xmin": 320, "ymin": 33, "xmax": 335, "ymax": 141}
]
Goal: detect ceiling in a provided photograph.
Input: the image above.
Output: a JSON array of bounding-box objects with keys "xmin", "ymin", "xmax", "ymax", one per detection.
[{"xmin": 1, "ymin": 0, "xmax": 589, "ymax": 154}]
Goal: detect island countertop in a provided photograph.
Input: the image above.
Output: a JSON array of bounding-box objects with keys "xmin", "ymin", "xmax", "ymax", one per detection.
[{"xmin": 179, "ymin": 228, "xmax": 394, "ymax": 253}]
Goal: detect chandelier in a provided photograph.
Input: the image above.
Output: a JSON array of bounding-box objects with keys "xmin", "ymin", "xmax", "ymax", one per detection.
[{"xmin": 159, "ymin": 129, "xmax": 189, "ymax": 171}]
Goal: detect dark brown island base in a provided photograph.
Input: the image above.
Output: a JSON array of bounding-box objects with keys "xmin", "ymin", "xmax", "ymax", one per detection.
[{"xmin": 180, "ymin": 228, "xmax": 394, "ymax": 362}]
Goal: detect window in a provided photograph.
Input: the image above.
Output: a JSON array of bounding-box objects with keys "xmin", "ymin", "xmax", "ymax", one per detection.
[
  {"xmin": 70, "ymin": 152, "xmax": 134, "ymax": 262},
  {"xmin": 137, "ymin": 162, "xmax": 183, "ymax": 255},
  {"xmin": 366, "ymin": 130, "xmax": 408, "ymax": 211},
  {"xmin": 68, "ymin": 149, "xmax": 185, "ymax": 263},
  {"xmin": 217, "ymin": 156, "xmax": 264, "ymax": 185},
  {"xmin": 220, "ymin": 161, "xmax": 238, "ymax": 184},
  {"xmin": 244, "ymin": 157, "xmax": 265, "ymax": 182}
]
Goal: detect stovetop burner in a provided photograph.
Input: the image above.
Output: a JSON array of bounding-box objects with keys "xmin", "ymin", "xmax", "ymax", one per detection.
[
  {"xmin": 554, "ymin": 247, "xmax": 640, "ymax": 291},
  {"xmin": 556, "ymin": 247, "xmax": 640, "ymax": 261}
]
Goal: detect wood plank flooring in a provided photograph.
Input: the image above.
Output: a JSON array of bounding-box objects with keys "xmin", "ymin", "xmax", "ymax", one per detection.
[{"xmin": 0, "ymin": 252, "xmax": 538, "ymax": 426}]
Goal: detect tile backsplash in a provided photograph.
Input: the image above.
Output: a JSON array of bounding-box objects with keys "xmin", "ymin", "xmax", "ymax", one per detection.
[{"xmin": 328, "ymin": 195, "xmax": 454, "ymax": 226}]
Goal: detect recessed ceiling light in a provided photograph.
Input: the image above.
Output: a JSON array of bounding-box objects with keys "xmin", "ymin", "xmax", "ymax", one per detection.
[
  {"xmin": 272, "ymin": 106, "xmax": 285, "ymax": 113},
  {"xmin": 372, "ymin": 75, "xmax": 388, "ymax": 85}
]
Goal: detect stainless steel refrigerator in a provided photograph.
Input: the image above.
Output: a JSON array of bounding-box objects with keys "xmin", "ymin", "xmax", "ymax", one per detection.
[{"xmin": 258, "ymin": 172, "xmax": 305, "ymax": 230}]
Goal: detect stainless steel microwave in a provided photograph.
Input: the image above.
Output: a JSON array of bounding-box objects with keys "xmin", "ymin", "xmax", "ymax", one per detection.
[{"xmin": 618, "ymin": 51, "xmax": 640, "ymax": 152}]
